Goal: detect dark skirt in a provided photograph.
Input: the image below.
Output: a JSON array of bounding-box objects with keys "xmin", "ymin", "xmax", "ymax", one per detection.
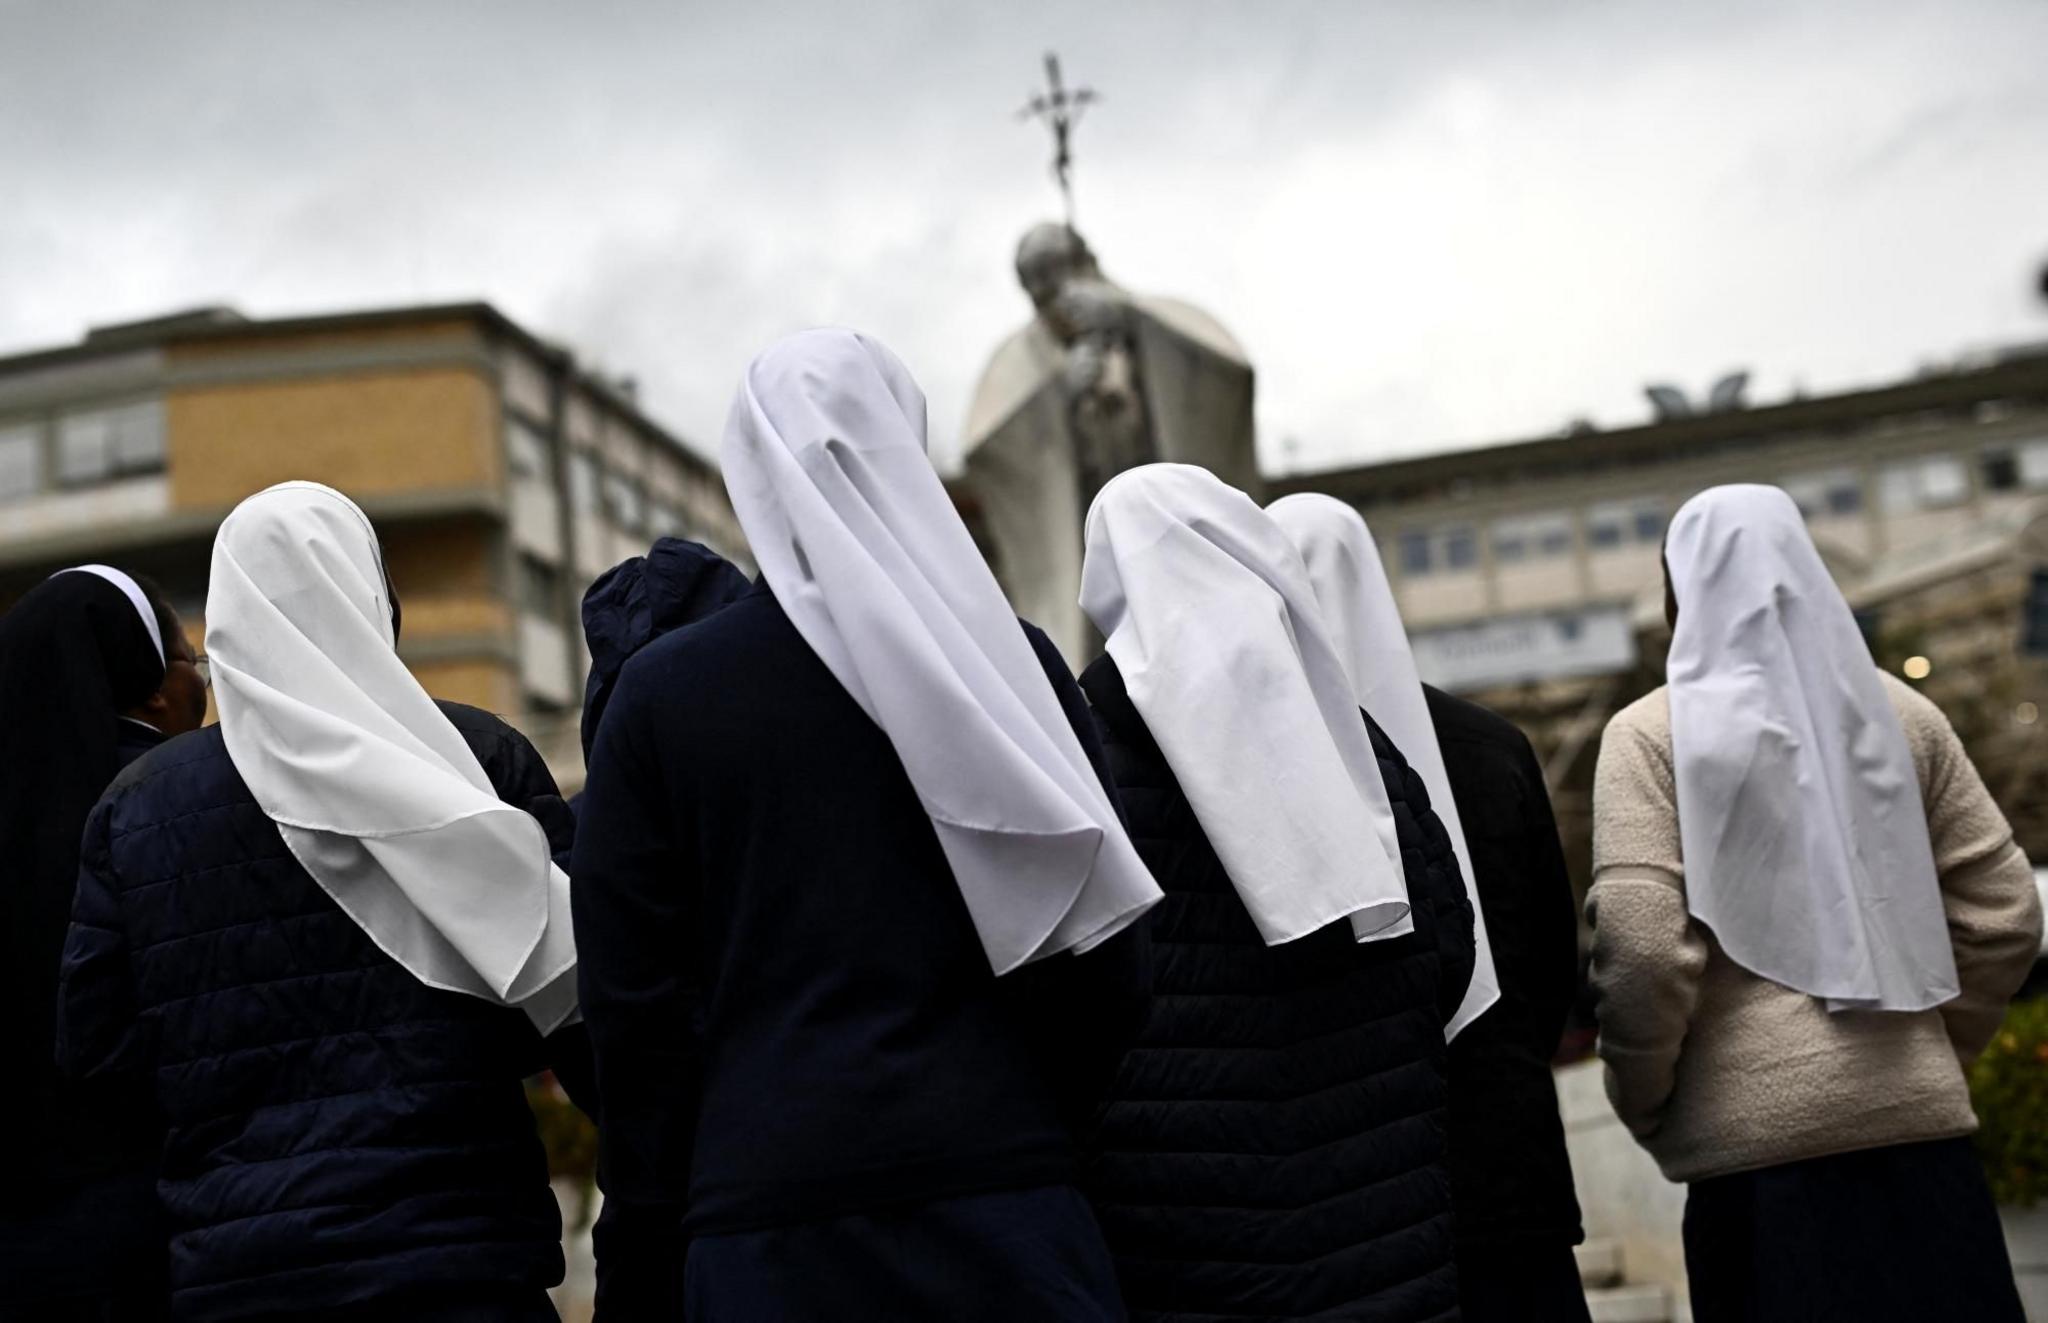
[
  {"xmin": 684, "ymin": 1184, "xmax": 1127, "ymax": 1322},
  {"xmin": 1684, "ymin": 1136, "xmax": 2025, "ymax": 1323},
  {"xmin": 0, "ymin": 1168, "xmax": 165, "ymax": 1322},
  {"xmin": 1456, "ymin": 1240, "xmax": 1592, "ymax": 1323}
]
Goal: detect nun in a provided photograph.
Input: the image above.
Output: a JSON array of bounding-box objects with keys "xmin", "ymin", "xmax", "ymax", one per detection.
[
  {"xmin": 57, "ymin": 482, "xmax": 588, "ymax": 1322},
  {"xmin": 0, "ymin": 566, "xmax": 203, "ymax": 1318},
  {"xmin": 1589, "ymin": 484, "xmax": 2041, "ymax": 1322},
  {"xmin": 572, "ymin": 535, "xmax": 748, "ymax": 1294},
  {"xmin": 1077, "ymin": 464, "xmax": 1476, "ymax": 1322},
  {"xmin": 571, "ymin": 329, "xmax": 1158, "ymax": 1320},
  {"xmin": 1271, "ymin": 493, "xmax": 1588, "ymax": 1323}
]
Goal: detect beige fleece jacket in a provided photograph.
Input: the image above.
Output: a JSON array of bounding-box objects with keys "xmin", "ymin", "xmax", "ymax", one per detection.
[{"xmin": 1588, "ymin": 672, "xmax": 2043, "ymax": 1185}]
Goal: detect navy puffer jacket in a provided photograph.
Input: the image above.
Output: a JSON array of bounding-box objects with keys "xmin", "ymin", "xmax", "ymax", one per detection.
[
  {"xmin": 578, "ymin": 536, "xmax": 750, "ymax": 763},
  {"xmin": 58, "ymin": 703, "xmax": 582, "ymax": 1321},
  {"xmin": 1080, "ymin": 655, "xmax": 1476, "ymax": 1323}
]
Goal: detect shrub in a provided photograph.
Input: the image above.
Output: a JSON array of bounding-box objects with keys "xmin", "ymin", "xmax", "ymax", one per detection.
[
  {"xmin": 527, "ymin": 1074, "xmax": 600, "ymax": 1228},
  {"xmin": 1971, "ymin": 996, "xmax": 2048, "ymax": 1207}
]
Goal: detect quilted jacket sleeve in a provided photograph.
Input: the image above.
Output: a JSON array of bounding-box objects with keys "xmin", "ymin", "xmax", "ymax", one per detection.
[
  {"xmin": 56, "ymin": 794, "xmax": 150, "ymax": 1084},
  {"xmin": 1365, "ymin": 711, "xmax": 1476, "ymax": 1028},
  {"xmin": 1587, "ymin": 703, "xmax": 1706, "ymax": 1141},
  {"xmin": 1411, "ymin": 766, "xmax": 1477, "ymax": 1030},
  {"xmin": 450, "ymin": 707, "xmax": 596, "ymax": 1106}
]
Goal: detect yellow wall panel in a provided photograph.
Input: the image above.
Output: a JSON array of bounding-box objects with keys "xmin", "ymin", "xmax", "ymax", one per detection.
[
  {"xmin": 407, "ymin": 659, "xmax": 520, "ymax": 715},
  {"xmin": 167, "ymin": 368, "xmax": 503, "ymax": 511},
  {"xmin": 398, "ymin": 596, "xmax": 510, "ymax": 641},
  {"xmin": 382, "ymin": 520, "xmax": 497, "ymax": 597}
]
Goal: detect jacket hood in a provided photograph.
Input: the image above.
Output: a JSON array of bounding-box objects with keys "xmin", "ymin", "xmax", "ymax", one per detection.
[{"xmin": 580, "ymin": 538, "xmax": 751, "ymax": 760}]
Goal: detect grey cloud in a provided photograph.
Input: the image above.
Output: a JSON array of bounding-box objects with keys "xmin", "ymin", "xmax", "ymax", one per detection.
[{"xmin": 4, "ymin": 0, "xmax": 2046, "ymax": 475}]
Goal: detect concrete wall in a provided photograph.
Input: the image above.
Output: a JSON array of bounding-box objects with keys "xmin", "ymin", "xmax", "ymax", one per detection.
[
  {"xmin": 0, "ymin": 476, "xmax": 170, "ymax": 554},
  {"xmin": 2007, "ymin": 1205, "xmax": 2048, "ymax": 1320},
  {"xmin": 1557, "ymin": 1060, "xmax": 1691, "ymax": 1317}
]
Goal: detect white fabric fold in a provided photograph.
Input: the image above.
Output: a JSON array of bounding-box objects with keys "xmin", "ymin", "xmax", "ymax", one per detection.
[
  {"xmin": 1081, "ymin": 464, "xmax": 1411, "ymax": 946},
  {"xmin": 207, "ymin": 481, "xmax": 578, "ymax": 1032},
  {"xmin": 1666, "ymin": 484, "xmax": 1958, "ymax": 1013},
  {"xmin": 59, "ymin": 564, "xmax": 163, "ymax": 665},
  {"xmin": 720, "ymin": 329, "xmax": 1161, "ymax": 974},
  {"xmin": 1269, "ymin": 493, "xmax": 1502, "ymax": 1038}
]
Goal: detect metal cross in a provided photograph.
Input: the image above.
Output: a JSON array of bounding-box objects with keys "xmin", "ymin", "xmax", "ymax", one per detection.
[{"xmin": 1018, "ymin": 52, "xmax": 1098, "ymax": 228}]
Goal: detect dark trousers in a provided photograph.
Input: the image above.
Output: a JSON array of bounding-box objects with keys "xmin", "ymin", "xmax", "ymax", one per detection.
[
  {"xmin": 1684, "ymin": 1136, "xmax": 2025, "ymax": 1323},
  {"xmin": 1456, "ymin": 1240, "xmax": 1592, "ymax": 1323},
  {"xmin": 300, "ymin": 1293, "xmax": 559, "ymax": 1323},
  {"xmin": 684, "ymin": 1184, "xmax": 1127, "ymax": 1322}
]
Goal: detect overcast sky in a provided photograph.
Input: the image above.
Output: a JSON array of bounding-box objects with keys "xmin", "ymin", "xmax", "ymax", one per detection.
[{"xmin": 4, "ymin": 0, "xmax": 2045, "ymax": 474}]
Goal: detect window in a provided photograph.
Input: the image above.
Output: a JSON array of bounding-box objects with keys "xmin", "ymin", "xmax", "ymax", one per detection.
[
  {"xmin": 56, "ymin": 415, "xmax": 110, "ymax": 484},
  {"xmin": 2018, "ymin": 439, "xmax": 2048, "ymax": 489},
  {"xmin": 567, "ymin": 452, "xmax": 599, "ymax": 512},
  {"xmin": 55, "ymin": 401, "xmax": 162, "ymax": 485},
  {"xmin": 1587, "ymin": 499, "xmax": 1665, "ymax": 551},
  {"xmin": 110, "ymin": 403, "xmax": 164, "ymax": 471},
  {"xmin": 604, "ymin": 472, "xmax": 646, "ymax": 531},
  {"xmin": 0, "ymin": 425, "xmax": 40, "ymax": 502},
  {"xmin": 1983, "ymin": 448, "xmax": 2021, "ymax": 493},
  {"xmin": 1491, "ymin": 512, "xmax": 1572, "ymax": 565},
  {"xmin": 507, "ymin": 418, "xmax": 551, "ymax": 478},
  {"xmin": 1783, "ymin": 469, "xmax": 1864, "ymax": 520},
  {"xmin": 1922, "ymin": 456, "xmax": 1969, "ymax": 506},
  {"xmin": 1878, "ymin": 454, "xmax": 1969, "ymax": 514},
  {"xmin": 1396, "ymin": 526, "xmax": 1478, "ymax": 577},
  {"xmin": 648, "ymin": 501, "xmax": 687, "ymax": 539},
  {"xmin": 1397, "ymin": 530, "xmax": 1432, "ymax": 576},
  {"xmin": 515, "ymin": 553, "xmax": 560, "ymax": 617}
]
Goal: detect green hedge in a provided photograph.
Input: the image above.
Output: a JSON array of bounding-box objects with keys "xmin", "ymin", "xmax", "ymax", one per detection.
[
  {"xmin": 527, "ymin": 1074, "xmax": 600, "ymax": 1228},
  {"xmin": 1971, "ymin": 996, "xmax": 2048, "ymax": 1207}
]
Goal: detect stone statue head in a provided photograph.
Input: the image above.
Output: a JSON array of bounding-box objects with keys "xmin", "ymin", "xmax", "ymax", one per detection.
[
  {"xmin": 1051, "ymin": 279, "xmax": 1126, "ymax": 341},
  {"xmin": 1015, "ymin": 222, "xmax": 1101, "ymax": 319}
]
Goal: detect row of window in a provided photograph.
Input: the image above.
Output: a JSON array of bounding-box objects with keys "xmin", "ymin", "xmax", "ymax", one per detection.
[
  {"xmin": 0, "ymin": 401, "xmax": 167, "ymax": 503},
  {"xmin": 509, "ymin": 418, "xmax": 696, "ymax": 541},
  {"xmin": 1392, "ymin": 440, "xmax": 2048, "ymax": 579},
  {"xmin": 1781, "ymin": 469, "xmax": 1865, "ymax": 520},
  {"xmin": 1879, "ymin": 442, "xmax": 2048, "ymax": 513},
  {"xmin": 1399, "ymin": 497, "xmax": 1669, "ymax": 578},
  {"xmin": 1980, "ymin": 441, "xmax": 2048, "ymax": 496}
]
